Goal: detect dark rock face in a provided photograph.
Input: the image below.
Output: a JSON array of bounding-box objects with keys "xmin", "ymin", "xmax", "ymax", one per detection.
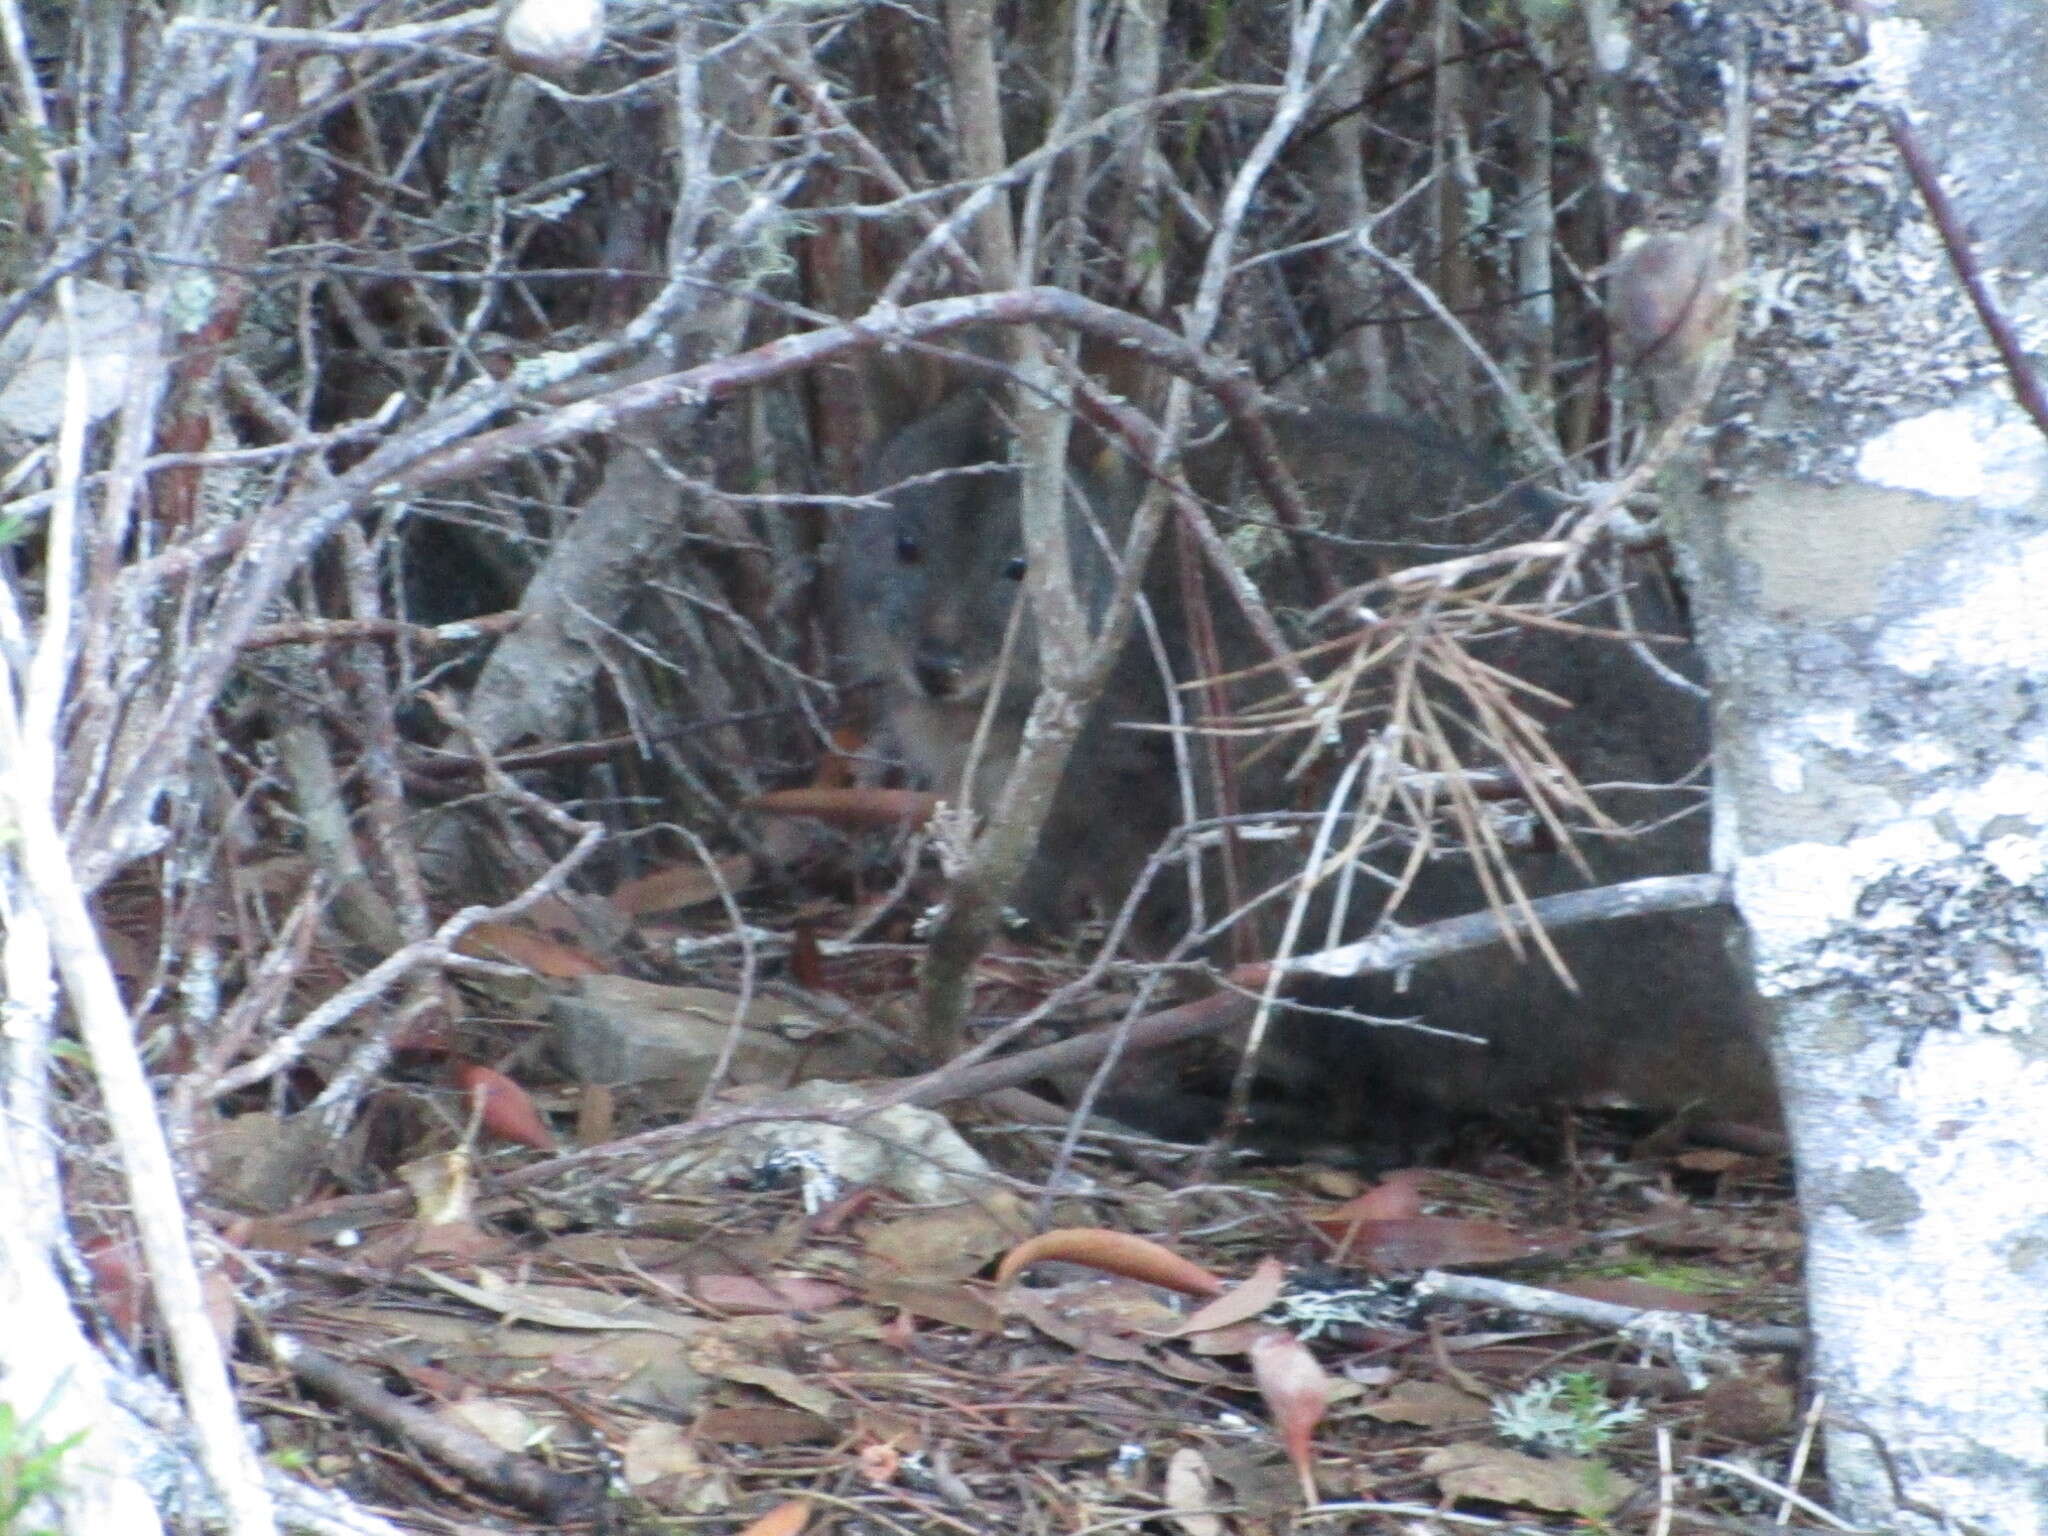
[{"xmin": 838, "ymin": 394, "xmax": 1775, "ymax": 1158}]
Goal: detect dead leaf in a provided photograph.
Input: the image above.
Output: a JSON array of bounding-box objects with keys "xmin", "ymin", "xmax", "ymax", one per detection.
[
  {"xmin": 686, "ymin": 1329, "xmax": 839, "ymax": 1417},
  {"xmin": 396, "ymin": 1150, "xmax": 476, "ymax": 1225},
  {"xmin": 452, "ymin": 1062, "xmax": 558, "ymax": 1150},
  {"xmin": 621, "ymin": 1421, "xmax": 704, "ymax": 1486},
  {"xmin": 1701, "ymin": 1369, "xmax": 1797, "ymax": 1443},
  {"xmin": 1249, "ymin": 1329, "xmax": 1328, "ymax": 1506},
  {"xmin": 1184, "ymin": 1321, "xmax": 1272, "ymax": 1357},
  {"xmin": 996, "ymin": 1228, "xmax": 1225, "ymax": 1296},
  {"xmin": 1005, "ymin": 1282, "xmax": 1178, "ymax": 1362},
  {"xmin": 542, "ymin": 1233, "xmax": 692, "ymax": 1271},
  {"xmin": 442, "ymin": 1398, "xmax": 540, "ymax": 1454},
  {"xmin": 1420, "ymin": 1443, "xmax": 1634, "ymax": 1518},
  {"xmin": 695, "ymin": 1406, "xmax": 837, "ymax": 1446},
  {"xmin": 610, "ymin": 854, "xmax": 755, "ymax": 918},
  {"xmin": 859, "ymin": 1277, "xmax": 1002, "ymax": 1333},
  {"xmin": 1317, "ymin": 1169, "xmax": 1431, "ymax": 1225},
  {"xmin": 1363, "ymin": 1379, "xmax": 1493, "ymax": 1428},
  {"xmin": 789, "ymin": 921, "xmax": 826, "ymax": 991},
  {"xmin": 858, "ymin": 1442, "xmax": 901, "ymax": 1486},
  {"xmin": 417, "ymin": 1269, "xmax": 702, "ymax": 1338},
  {"xmin": 81, "ymin": 1233, "xmax": 145, "ymax": 1343},
  {"xmin": 861, "ymin": 1198, "xmax": 1030, "ymax": 1281},
  {"xmin": 457, "ymin": 922, "xmax": 604, "ymax": 977},
  {"xmin": 745, "ymin": 786, "xmax": 940, "ymax": 830},
  {"xmin": 690, "ymin": 1273, "xmax": 851, "ymax": 1316},
  {"xmin": 1163, "ymin": 1447, "xmax": 1223, "ymax": 1536},
  {"xmin": 1171, "ymin": 1256, "xmax": 1286, "ymax": 1336},
  {"xmin": 737, "ymin": 1499, "xmax": 811, "ymax": 1536},
  {"xmin": 1314, "ymin": 1215, "xmax": 1562, "ymax": 1271},
  {"xmin": 200, "ymin": 1262, "xmax": 239, "ymax": 1344}
]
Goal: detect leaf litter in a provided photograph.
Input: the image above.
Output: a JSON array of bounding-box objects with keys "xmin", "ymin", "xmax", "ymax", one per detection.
[{"xmin": 239, "ymin": 1029, "xmax": 1808, "ymax": 1532}]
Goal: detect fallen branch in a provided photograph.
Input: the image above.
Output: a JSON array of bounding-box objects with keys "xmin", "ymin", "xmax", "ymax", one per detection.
[{"xmin": 272, "ymin": 1336, "xmax": 597, "ymax": 1520}]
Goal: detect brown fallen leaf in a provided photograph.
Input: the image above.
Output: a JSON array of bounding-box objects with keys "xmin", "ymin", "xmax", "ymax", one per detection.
[
  {"xmin": 1314, "ymin": 1215, "xmax": 1564, "ymax": 1271},
  {"xmin": 1170, "ymin": 1256, "xmax": 1287, "ymax": 1337},
  {"xmin": 863, "ymin": 1198, "xmax": 1032, "ymax": 1282},
  {"xmin": 996, "ymin": 1228, "xmax": 1225, "ymax": 1296},
  {"xmin": 789, "ymin": 920, "xmax": 827, "ymax": 991},
  {"xmin": 1005, "ymin": 1282, "xmax": 1172, "ymax": 1362},
  {"xmin": 737, "ymin": 1499, "xmax": 812, "ymax": 1536},
  {"xmin": 452, "ymin": 1062, "xmax": 558, "ymax": 1151},
  {"xmin": 690, "ymin": 1273, "xmax": 852, "ymax": 1316},
  {"xmin": 1701, "ymin": 1368, "xmax": 1797, "ymax": 1443},
  {"xmin": 745, "ymin": 785, "xmax": 939, "ymax": 830},
  {"xmin": 1163, "ymin": 1446, "xmax": 1224, "ymax": 1536},
  {"xmin": 1420, "ymin": 1443, "xmax": 1634, "ymax": 1518},
  {"xmin": 859, "ymin": 1276, "xmax": 1003, "ymax": 1333},
  {"xmin": 456, "ymin": 921, "xmax": 604, "ymax": 978},
  {"xmin": 695, "ymin": 1406, "xmax": 837, "ymax": 1446},
  {"xmin": 81, "ymin": 1232, "xmax": 145, "ymax": 1344},
  {"xmin": 858, "ymin": 1442, "xmax": 902, "ymax": 1486},
  {"xmin": 620, "ymin": 1420, "xmax": 704, "ymax": 1488},
  {"xmin": 1317, "ymin": 1169, "xmax": 1431, "ymax": 1225},
  {"xmin": 1249, "ymin": 1328, "xmax": 1329, "ymax": 1507},
  {"xmin": 609, "ymin": 853, "xmax": 755, "ymax": 918},
  {"xmin": 1363, "ymin": 1379, "xmax": 1493, "ymax": 1429}
]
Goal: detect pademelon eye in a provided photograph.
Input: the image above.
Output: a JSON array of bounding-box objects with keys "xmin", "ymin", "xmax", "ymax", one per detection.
[
  {"xmin": 1002, "ymin": 556, "xmax": 1027, "ymax": 581},
  {"xmin": 895, "ymin": 534, "xmax": 922, "ymax": 565}
]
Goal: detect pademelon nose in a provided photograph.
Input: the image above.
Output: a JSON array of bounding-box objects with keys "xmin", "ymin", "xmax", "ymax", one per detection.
[{"xmin": 912, "ymin": 642, "xmax": 965, "ymax": 699}]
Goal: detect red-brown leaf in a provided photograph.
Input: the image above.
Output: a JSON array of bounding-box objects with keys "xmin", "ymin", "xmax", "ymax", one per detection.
[
  {"xmin": 1317, "ymin": 1168, "xmax": 1431, "ymax": 1224},
  {"xmin": 1249, "ymin": 1328, "xmax": 1329, "ymax": 1506},
  {"xmin": 456, "ymin": 922, "xmax": 604, "ymax": 978},
  {"xmin": 738, "ymin": 1498, "xmax": 812, "ymax": 1536},
  {"xmin": 82, "ymin": 1233, "xmax": 146, "ymax": 1343},
  {"xmin": 996, "ymin": 1228, "xmax": 1225, "ymax": 1296},
  {"xmin": 609, "ymin": 853, "xmax": 755, "ymax": 917},
  {"xmin": 744, "ymin": 786, "xmax": 940, "ymax": 830},
  {"xmin": 789, "ymin": 921, "xmax": 827, "ymax": 991},
  {"xmin": 1316, "ymin": 1215, "xmax": 1558, "ymax": 1271},
  {"xmin": 451, "ymin": 1062, "xmax": 557, "ymax": 1150}
]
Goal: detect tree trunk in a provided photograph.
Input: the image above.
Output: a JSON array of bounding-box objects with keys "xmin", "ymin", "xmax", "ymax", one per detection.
[{"xmin": 1667, "ymin": 7, "xmax": 2048, "ymax": 1524}]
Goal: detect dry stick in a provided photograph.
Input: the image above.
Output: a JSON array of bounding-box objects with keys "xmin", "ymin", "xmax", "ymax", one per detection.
[
  {"xmin": 4, "ymin": 281, "xmax": 278, "ymax": 1536},
  {"xmin": 286, "ymin": 697, "xmax": 607, "ymax": 1128},
  {"xmin": 685, "ymin": 825, "xmax": 765, "ymax": 1115},
  {"xmin": 915, "ymin": 0, "xmax": 1103, "ymax": 1061},
  {"xmin": 1159, "ymin": 0, "xmax": 1425, "ymax": 1165},
  {"xmin": 271, "ymin": 1336, "xmax": 595, "ymax": 1519},
  {"xmin": 245, "ymin": 610, "xmax": 524, "ymax": 649},
  {"xmin": 759, "ymin": 39, "xmax": 1317, "ymax": 695},
  {"xmin": 168, "ymin": 8, "xmax": 496, "ymax": 51},
  {"xmin": 1421, "ymin": 1272, "xmax": 1804, "ymax": 1356},
  {"xmin": 71, "ymin": 284, "xmax": 1249, "ymax": 895}
]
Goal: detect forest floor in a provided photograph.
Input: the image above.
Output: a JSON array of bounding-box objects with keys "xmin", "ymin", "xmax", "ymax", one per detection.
[{"xmin": 221, "ymin": 871, "xmax": 1814, "ymax": 1536}]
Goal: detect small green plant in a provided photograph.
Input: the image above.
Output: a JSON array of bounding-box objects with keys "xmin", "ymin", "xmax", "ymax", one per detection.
[
  {"xmin": 0, "ymin": 1400, "xmax": 88, "ymax": 1536},
  {"xmin": 1491, "ymin": 1372, "xmax": 1645, "ymax": 1457}
]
